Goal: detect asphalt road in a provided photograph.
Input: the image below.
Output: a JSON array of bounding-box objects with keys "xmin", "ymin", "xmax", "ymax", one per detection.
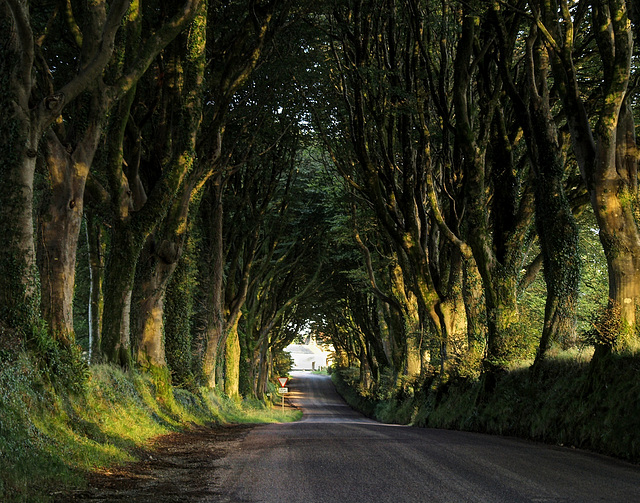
[{"xmin": 211, "ymin": 371, "xmax": 640, "ymax": 503}]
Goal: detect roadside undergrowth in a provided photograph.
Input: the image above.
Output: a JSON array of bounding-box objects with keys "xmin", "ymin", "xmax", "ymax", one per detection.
[
  {"xmin": 332, "ymin": 351, "xmax": 640, "ymax": 463},
  {"xmin": 0, "ymin": 354, "xmax": 301, "ymax": 503}
]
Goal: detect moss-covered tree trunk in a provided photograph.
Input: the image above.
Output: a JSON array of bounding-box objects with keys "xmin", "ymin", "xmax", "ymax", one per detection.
[
  {"xmin": 0, "ymin": 112, "xmax": 42, "ymax": 340},
  {"xmin": 435, "ymin": 249, "xmax": 468, "ymax": 374},
  {"xmin": 132, "ymin": 2, "xmax": 207, "ymax": 373},
  {"xmin": 254, "ymin": 337, "xmax": 270, "ymax": 400},
  {"xmin": 101, "ymin": 225, "xmax": 138, "ymax": 367},
  {"xmin": 100, "ymin": 82, "xmax": 140, "ymax": 368},
  {"xmin": 591, "ymin": 3, "xmax": 637, "ymax": 343},
  {"xmin": 133, "ymin": 237, "xmax": 174, "ymax": 369},
  {"xmin": 0, "ymin": 0, "xmax": 133, "ymax": 348},
  {"xmin": 492, "ymin": 12, "xmax": 581, "ymax": 367},
  {"xmin": 528, "ymin": 80, "xmax": 580, "ymax": 366},
  {"xmin": 0, "ymin": 5, "xmax": 96, "ymax": 340},
  {"xmin": 453, "ymin": 11, "xmax": 534, "ymax": 377},
  {"xmin": 462, "ymin": 258, "xmax": 486, "ymax": 372},
  {"xmin": 164, "ymin": 237, "xmax": 198, "ymax": 387},
  {"xmin": 546, "ymin": 0, "xmax": 636, "ymax": 350},
  {"xmin": 592, "ymin": 97, "xmax": 640, "ymax": 348},
  {"xmin": 99, "ymin": 0, "xmax": 207, "ymax": 368},
  {"xmin": 224, "ymin": 318, "xmax": 242, "ymax": 397}
]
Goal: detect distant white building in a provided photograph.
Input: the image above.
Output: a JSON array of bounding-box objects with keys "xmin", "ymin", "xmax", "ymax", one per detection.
[{"xmin": 285, "ymin": 339, "xmax": 332, "ymax": 371}]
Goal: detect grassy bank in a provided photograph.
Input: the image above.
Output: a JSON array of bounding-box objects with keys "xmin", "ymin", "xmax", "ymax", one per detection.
[
  {"xmin": 0, "ymin": 354, "xmax": 301, "ymax": 502},
  {"xmin": 332, "ymin": 352, "xmax": 640, "ymax": 463}
]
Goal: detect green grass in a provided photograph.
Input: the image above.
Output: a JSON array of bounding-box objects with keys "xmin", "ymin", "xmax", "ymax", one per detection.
[{"xmin": 0, "ymin": 356, "xmax": 301, "ymax": 503}]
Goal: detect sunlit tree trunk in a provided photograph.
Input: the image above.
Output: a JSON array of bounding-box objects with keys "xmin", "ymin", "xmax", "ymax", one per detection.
[
  {"xmin": 493, "ymin": 10, "xmax": 580, "ymax": 367},
  {"xmin": 528, "ymin": 87, "xmax": 580, "ymax": 365},
  {"xmin": 95, "ymin": 1, "xmax": 205, "ymax": 368},
  {"xmin": 462, "ymin": 259, "xmax": 486, "ymax": 372},
  {"xmin": 224, "ymin": 318, "xmax": 242, "ymax": 397},
  {"xmin": 133, "ymin": 3, "xmax": 207, "ymax": 372},
  {"xmin": 453, "ymin": 10, "xmax": 535, "ymax": 378},
  {"xmin": 38, "ymin": 102, "xmax": 105, "ymax": 345},
  {"xmin": 134, "ymin": 237, "xmax": 174, "ymax": 369},
  {"xmin": 592, "ymin": 97, "xmax": 640, "ymax": 348},
  {"xmin": 546, "ymin": 0, "xmax": 637, "ymax": 350}
]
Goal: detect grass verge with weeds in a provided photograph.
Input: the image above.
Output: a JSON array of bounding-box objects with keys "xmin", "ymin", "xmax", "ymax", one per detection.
[{"xmin": 0, "ymin": 356, "xmax": 301, "ymax": 503}]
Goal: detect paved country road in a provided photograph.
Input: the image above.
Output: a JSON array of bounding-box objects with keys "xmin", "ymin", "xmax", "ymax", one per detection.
[{"xmin": 211, "ymin": 371, "xmax": 640, "ymax": 503}]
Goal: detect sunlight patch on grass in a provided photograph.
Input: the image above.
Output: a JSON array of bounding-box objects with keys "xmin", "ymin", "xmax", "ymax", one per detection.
[{"xmin": 0, "ymin": 356, "xmax": 301, "ymax": 503}]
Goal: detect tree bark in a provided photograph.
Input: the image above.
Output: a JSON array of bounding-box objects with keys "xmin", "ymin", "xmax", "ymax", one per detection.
[
  {"xmin": 453, "ymin": 9, "xmax": 535, "ymax": 377},
  {"xmin": 592, "ymin": 97, "xmax": 640, "ymax": 344},
  {"xmin": 86, "ymin": 210, "xmax": 105, "ymax": 363},
  {"xmin": 101, "ymin": 225, "xmax": 137, "ymax": 367},
  {"xmin": 224, "ymin": 318, "xmax": 242, "ymax": 397},
  {"xmin": 493, "ymin": 11, "xmax": 581, "ymax": 367},
  {"xmin": 201, "ymin": 178, "xmax": 225, "ymax": 387},
  {"xmin": 38, "ymin": 104, "xmax": 104, "ymax": 345}
]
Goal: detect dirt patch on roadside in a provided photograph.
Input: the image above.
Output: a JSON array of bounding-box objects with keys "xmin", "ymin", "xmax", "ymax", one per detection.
[{"xmin": 55, "ymin": 424, "xmax": 254, "ymax": 502}]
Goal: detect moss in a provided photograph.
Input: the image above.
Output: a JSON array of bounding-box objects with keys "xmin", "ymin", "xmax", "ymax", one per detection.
[{"xmin": 164, "ymin": 233, "xmax": 198, "ymax": 388}]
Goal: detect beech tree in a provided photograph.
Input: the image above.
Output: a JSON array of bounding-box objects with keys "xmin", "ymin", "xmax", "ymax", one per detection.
[
  {"xmin": 539, "ymin": 0, "xmax": 638, "ymax": 353},
  {"xmin": 491, "ymin": 2, "xmax": 581, "ymax": 368},
  {"xmin": 0, "ymin": 0, "xmax": 131, "ymax": 345},
  {"xmin": 2, "ymin": 0, "xmax": 637, "ymax": 398}
]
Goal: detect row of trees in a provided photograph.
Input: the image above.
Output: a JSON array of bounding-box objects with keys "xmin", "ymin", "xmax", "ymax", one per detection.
[
  {"xmin": 0, "ymin": 0, "xmax": 638, "ymax": 399},
  {"xmin": 1, "ymin": 0, "xmax": 332, "ymax": 397},
  {"xmin": 305, "ymin": 0, "xmax": 640, "ymax": 391}
]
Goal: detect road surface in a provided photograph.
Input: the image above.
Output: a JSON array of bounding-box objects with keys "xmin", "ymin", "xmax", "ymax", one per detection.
[{"xmin": 212, "ymin": 371, "xmax": 640, "ymax": 502}]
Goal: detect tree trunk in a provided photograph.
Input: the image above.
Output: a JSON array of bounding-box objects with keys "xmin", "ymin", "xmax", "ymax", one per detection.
[
  {"xmin": 514, "ymin": 29, "xmax": 580, "ymax": 368},
  {"xmin": 435, "ymin": 248, "xmax": 468, "ymax": 374},
  {"xmin": 86, "ymin": 210, "xmax": 105, "ymax": 363},
  {"xmin": 530, "ymin": 121, "xmax": 580, "ymax": 366},
  {"xmin": 38, "ymin": 121, "xmax": 103, "ymax": 345},
  {"xmin": 164, "ymin": 243, "xmax": 197, "ymax": 386},
  {"xmin": 101, "ymin": 226, "xmax": 138, "ymax": 368},
  {"xmin": 134, "ymin": 237, "xmax": 179, "ymax": 369},
  {"xmin": 462, "ymin": 258, "xmax": 486, "ymax": 371},
  {"xmin": 453, "ymin": 11, "xmax": 535, "ymax": 376},
  {"xmin": 201, "ymin": 179, "xmax": 225, "ymax": 387},
  {"xmin": 0, "ymin": 140, "xmax": 41, "ymax": 338},
  {"xmin": 255, "ymin": 338, "xmax": 270, "ymax": 400},
  {"xmin": 592, "ymin": 99, "xmax": 640, "ymax": 347},
  {"xmin": 224, "ymin": 318, "xmax": 242, "ymax": 397},
  {"xmin": 0, "ymin": 8, "xmax": 40, "ymax": 339},
  {"xmin": 547, "ymin": 0, "xmax": 636, "ymax": 351}
]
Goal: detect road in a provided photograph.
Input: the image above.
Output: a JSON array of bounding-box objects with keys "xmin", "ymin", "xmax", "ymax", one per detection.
[{"xmin": 211, "ymin": 371, "xmax": 640, "ymax": 503}]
